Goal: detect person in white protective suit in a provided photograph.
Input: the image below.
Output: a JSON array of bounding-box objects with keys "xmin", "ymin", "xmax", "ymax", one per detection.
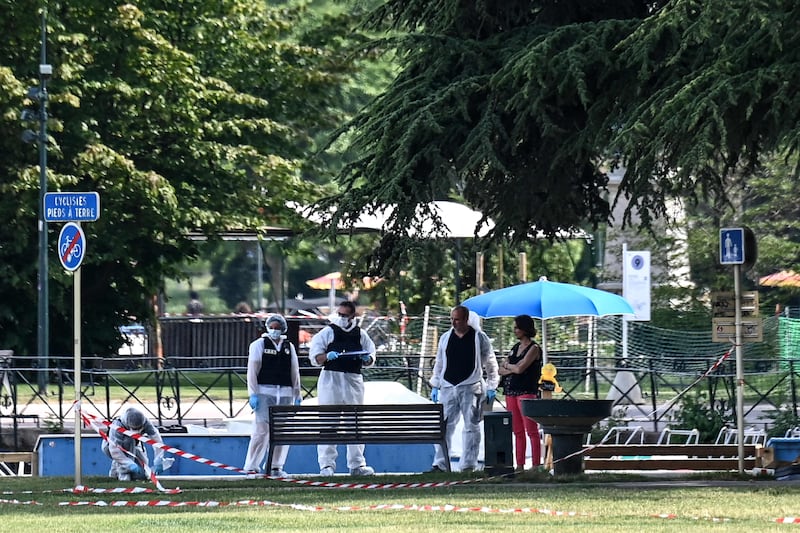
[
  {"xmin": 309, "ymin": 300, "xmax": 377, "ymax": 476},
  {"xmin": 102, "ymin": 407, "xmax": 171, "ymax": 480},
  {"xmin": 243, "ymin": 314, "xmax": 301, "ymax": 477},
  {"xmin": 429, "ymin": 305, "xmax": 499, "ymax": 472}
]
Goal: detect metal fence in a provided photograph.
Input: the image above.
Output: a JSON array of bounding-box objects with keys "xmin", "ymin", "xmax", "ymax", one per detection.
[{"xmin": 3, "ymin": 311, "xmax": 800, "ymax": 449}]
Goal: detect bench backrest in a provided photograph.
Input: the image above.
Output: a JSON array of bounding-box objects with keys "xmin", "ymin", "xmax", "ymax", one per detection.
[{"xmin": 269, "ymin": 404, "xmax": 445, "ymax": 445}]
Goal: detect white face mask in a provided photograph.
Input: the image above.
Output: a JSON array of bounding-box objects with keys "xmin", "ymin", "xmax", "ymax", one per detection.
[
  {"xmin": 267, "ymin": 328, "xmax": 282, "ymax": 340},
  {"xmin": 330, "ymin": 314, "xmax": 354, "ymax": 330}
]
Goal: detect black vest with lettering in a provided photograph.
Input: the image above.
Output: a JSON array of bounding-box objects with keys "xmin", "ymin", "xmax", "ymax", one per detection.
[
  {"xmin": 257, "ymin": 338, "xmax": 293, "ymax": 386},
  {"xmin": 324, "ymin": 325, "xmax": 364, "ymax": 374}
]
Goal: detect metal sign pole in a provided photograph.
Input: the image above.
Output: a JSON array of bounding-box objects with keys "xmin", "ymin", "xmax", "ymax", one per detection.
[
  {"xmin": 734, "ymin": 263, "xmax": 744, "ymax": 473},
  {"xmin": 74, "ymin": 236, "xmax": 82, "ymax": 485}
]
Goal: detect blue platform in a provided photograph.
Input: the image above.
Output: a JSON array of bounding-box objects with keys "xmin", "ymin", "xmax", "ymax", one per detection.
[
  {"xmin": 766, "ymin": 437, "xmax": 800, "ymax": 463},
  {"xmin": 35, "ymin": 433, "xmax": 435, "ymax": 476}
]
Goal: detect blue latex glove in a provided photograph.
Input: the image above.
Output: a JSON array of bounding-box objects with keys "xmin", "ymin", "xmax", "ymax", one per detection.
[
  {"xmin": 431, "ymin": 387, "xmax": 439, "ymax": 403},
  {"xmin": 294, "ymin": 397, "xmax": 302, "ymax": 406},
  {"xmin": 361, "ymin": 353, "xmax": 372, "ymax": 363},
  {"xmin": 487, "ymin": 389, "xmax": 497, "ymax": 403},
  {"xmin": 249, "ymin": 394, "xmax": 259, "ymax": 410},
  {"xmin": 326, "ymin": 351, "xmax": 339, "ymax": 361},
  {"xmin": 154, "ymin": 459, "xmax": 164, "ymax": 475},
  {"xmin": 128, "ymin": 463, "xmax": 145, "ymax": 478}
]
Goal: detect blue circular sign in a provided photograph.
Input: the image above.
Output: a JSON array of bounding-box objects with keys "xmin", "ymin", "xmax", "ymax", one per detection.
[
  {"xmin": 631, "ymin": 254, "xmax": 645, "ymax": 270},
  {"xmin": 58, "ymin": 222, "xmax": 86, "ymax": 271}
]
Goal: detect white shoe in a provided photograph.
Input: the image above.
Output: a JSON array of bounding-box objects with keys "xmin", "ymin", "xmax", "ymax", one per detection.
[
  {"xmin": 349, "ymin": 465, "xmax": 374, "ymax": 476},
  {"xmin": 118, "ymin": 473, "xmax": 131, "ymax": 481},
  {"xmin": 320, "ymin": 466, "xmax": 335, "ymax": 476},
  {"xmin": 270, "ymin": 468, "xmax": 289, "ymax": 478}
]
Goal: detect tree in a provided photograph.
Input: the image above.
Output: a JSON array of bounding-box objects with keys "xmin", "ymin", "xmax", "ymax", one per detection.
[
  {"xmin": 321, "ymin": 1, "xmax": 800, "ymax": 280},
  {"xmin": 612, "ymin": 0, "xmax": 800, "ymax": 228},
  {"xmin": 0, "ymin": 0, "xmax": 363, "ymax": 356},
  {"xmin": 320, "ymin": 1, "xmax": 668, "ymax": 274}
]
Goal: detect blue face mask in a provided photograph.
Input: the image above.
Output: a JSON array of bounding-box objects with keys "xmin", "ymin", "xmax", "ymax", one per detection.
[{"xmin": 267, "ymin": 328, "xmax": 282, "ymax": 340}]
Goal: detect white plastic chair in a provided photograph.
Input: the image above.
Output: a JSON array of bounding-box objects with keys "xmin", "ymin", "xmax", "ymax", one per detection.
[{"xmin": 658, "ymin": 427, "xmax": 700, "ymax": 445}]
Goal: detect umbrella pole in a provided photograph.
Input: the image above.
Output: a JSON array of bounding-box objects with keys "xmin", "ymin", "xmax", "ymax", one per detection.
[
  {"xmin": 328, "ymin": 279, "xmax": 335, "ymax": 314},
  {"xmin": 541, "ymin": 320, "xmax": 548, "ymax": 364}
]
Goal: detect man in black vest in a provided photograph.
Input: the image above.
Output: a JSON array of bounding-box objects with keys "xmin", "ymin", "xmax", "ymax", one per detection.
[
  {"xmin": 243, "ymin": 314, "xmax": 301, "ymax": 477},
  {"xmin": 310, "ymin": 300, "xmax": 377, "ymax": 476}
]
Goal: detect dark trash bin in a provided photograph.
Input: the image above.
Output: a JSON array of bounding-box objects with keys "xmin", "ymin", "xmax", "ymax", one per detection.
[{"xmin": 483, "ymin": 410, "xmax": 513, "ymax": 475}]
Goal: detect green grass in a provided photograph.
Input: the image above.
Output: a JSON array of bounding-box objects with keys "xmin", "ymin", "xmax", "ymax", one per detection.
[{"xmin": 2, "ymin": 473, "xmax": 799, "ymax": 531}]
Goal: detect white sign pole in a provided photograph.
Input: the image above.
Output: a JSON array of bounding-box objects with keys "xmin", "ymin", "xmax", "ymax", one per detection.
[
  {"xmin": 74, "ymin": 232, "xmax": 82, "ymax": 485},
  {"xmin": 621, "ymin": 244, "xmax": 629, "ymax": 359}
]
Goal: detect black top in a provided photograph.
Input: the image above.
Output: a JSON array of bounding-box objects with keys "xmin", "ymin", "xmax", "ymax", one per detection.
[
  {"xmin": 443, "ymin": 328, "xmax": 477, "ymax": 386},
  {"xmin": 504, "ymin": 341, "xmax": 541, "ymax": 396}
]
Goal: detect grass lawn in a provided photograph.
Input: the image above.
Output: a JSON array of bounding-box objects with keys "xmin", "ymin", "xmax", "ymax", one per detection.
[{"xmin": 2, "ymin": 472, "xmax": 799, "ymax": 532}]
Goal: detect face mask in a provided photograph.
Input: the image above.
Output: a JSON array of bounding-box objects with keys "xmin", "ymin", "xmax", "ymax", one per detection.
[
  {"xmin": 331, "ymin": 315, "xmax": 353, "ymax": 330},
  {"xmin": 267, "ymin": 328, "xmax": 282, "ymax": 340}
]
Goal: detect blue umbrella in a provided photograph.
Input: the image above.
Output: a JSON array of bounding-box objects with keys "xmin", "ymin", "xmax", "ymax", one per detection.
[{"xmin": 463, "ymin": 277, "xmax": 634, "ymax": 361}]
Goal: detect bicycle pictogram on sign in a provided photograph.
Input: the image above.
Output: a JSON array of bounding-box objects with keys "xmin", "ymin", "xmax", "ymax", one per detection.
[{"xmin": 58, "ymin": 222, "xmax": 86, "ymax": 271}]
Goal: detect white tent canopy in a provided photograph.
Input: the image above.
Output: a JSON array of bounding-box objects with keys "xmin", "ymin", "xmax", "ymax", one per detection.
[
  {"xmin": 290, "ymin": 200, "xmax": 590, "ymax": 240},
  {"xmin": 289, "ymin": 200, "xmax": 494, "ymax": 239}
]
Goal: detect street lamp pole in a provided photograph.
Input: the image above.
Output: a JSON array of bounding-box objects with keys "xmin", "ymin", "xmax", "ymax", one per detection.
[{"xmin": 35, "ymin": 10, "xmax": 50, "ymax": 391}]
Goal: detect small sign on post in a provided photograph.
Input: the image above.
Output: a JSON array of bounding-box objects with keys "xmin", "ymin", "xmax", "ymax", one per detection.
[
  {"xmin": 44, "ymin": 192, "xmax": 100, "ymax": 222},
  {"xmin": 58, "ymin": 222, "xmax": 86, "ymax": 272},
  {"xmin": 720, "ymin": 228, "xmax": 745, "ymax": 265},
  {"xmin": 712, "ymin": 291, "xmax": 761, "ymax": 343}
]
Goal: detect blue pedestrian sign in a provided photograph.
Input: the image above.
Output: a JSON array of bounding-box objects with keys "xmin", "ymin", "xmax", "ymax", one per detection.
[
  {"xmin": 44, "ymin": 192, "xmax": 100, "ymax": 222},
  {"xmin": 58, "ymin": 222, "xmax": 86, "ymax": 271},
  {"xmin": 720, "ymin": 228, "xmax": 745, "ymax": 265}
]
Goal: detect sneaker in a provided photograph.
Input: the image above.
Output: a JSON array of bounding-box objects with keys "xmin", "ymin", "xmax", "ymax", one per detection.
[
  {"xmin": 460, "ymin": 466, "xmax": 475, "ymax": 473},
  {"xmin": 426, "ymin": 465, "xmax": 446, "ymax": 473},
  {"xmin": 270, "ymin": 468, "xmax": 289, "ymax": 478},
  {"xmin": 118, "ymin": 473, "xmax": 131, "ymax": 481},
  {"xmin": 320, "ymin": 466, "xmax": 335, "ymax": 476},
  {"xmin": 349, "ymin": 465, "xmax": 375, "ymax": 476}
]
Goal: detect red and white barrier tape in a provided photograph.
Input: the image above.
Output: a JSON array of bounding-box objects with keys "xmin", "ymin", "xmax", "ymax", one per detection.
[
  {"xmin": 72, "ymin": 485, "xmax": 158, "ymax": 494},
  {"xmin": 82, "ymin": 410, "xmax": 249, "ymax": 474},
  {"xmin": 81, "ymin": 408, "xmax": 492, "ymax": 490},
  {"xmin": 59, "ymin": 499, "xmax": 323, "ymax": 510},
  {"xmin": 80, "ymin": 411, "xmax": 179, "ymax": 493},
  {"xmin": 652, "ymin": 513, "xmax": 730, "ymax": 522},
  {"xmin": 0, "ymin": 499, "xmax": 40, "ymax": 505},
  {"xmin": 55, "ymin": 499, "xmax": 582, "ymax": 514},
  {"xmin": 1, "ymin": 495, "xmax": 795, "ymax": 523}
]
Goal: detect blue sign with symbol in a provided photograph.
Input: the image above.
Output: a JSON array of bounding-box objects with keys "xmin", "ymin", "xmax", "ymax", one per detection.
[
  {"xmin": 44, "ymin": 192, "xmax": 100, "ymax": 222},
  {"xmin": 58, "ymin": 222, "xmax": 86, "ymax": 271},
  {"xmin": 720, "ymin": 228, "xmax": 745, "ymax": 265}
]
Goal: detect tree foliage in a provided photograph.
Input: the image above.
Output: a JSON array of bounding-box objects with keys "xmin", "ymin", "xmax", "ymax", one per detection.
[
  {"xmin": 320, "ymin": 1, "xmax": 665, "ymax": 273},
  {"xmin": 322, "ymin": 0, "xmax": 800, "ymax": 277},
  {"xmin": 613, "ymin": 0, "xmax": 800, "ymax": 226},
  {"xmin": 0, "ymin": 0, "xmax": 362, "ymax": 355}
]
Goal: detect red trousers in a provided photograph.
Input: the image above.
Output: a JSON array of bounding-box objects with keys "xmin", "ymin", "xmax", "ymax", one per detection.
[{"xmin": 505, "ymin": 394, "xmax": 541, "ymax": 467}]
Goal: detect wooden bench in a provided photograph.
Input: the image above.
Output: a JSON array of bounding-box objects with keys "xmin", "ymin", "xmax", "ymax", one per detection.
[
  {"xmin": 268, "ymin": 404, "xmax": 450, "ymax": 471},
  {"xmin": 0, "ymin": 451, "xmax": 38, "ymax": 476},
  {"xmin": 583, "ymin": 444, "xmax": 757, "ymax": 471}
]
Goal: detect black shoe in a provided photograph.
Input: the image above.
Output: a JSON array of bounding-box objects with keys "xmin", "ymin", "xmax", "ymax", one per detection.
[{"xmin": 426, "ymin": 465, "xmax": 445, "ymax": 473}]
